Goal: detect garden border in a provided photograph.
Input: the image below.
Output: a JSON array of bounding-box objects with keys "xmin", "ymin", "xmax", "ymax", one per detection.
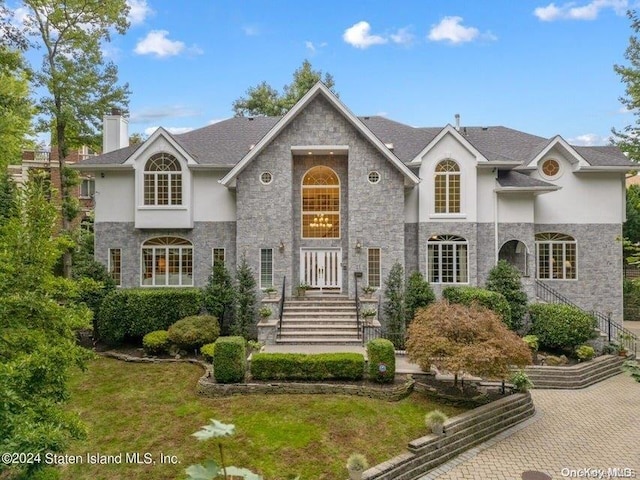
[{"xmin": 522, "ymin": 354, "xmax": 626, "ymax": 389}]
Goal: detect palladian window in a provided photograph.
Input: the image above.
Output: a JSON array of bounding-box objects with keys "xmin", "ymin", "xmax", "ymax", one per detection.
[
  {"xmin": 302, "ymin": 166, "xmax": 340, "ymax": 238},
  {"xmin": 434, "ymin": 159, "xmax": 460, "ymax": 214},
  {"xmin": 428, "ymin": 235, "xmax": 468, "ymax": 283},
  {"xmin": 143, "ymin": 153, "xmax": 182, "ymax": 206},
  {"xmin": 535, "ymin": 233, "xmax": 576, "ymax": 280},
  {"xmin": 141, "ymin": 237, "xmax": 193, "ymax": 286}
]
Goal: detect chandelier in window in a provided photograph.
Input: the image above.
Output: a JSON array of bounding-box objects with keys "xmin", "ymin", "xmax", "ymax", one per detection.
[{"xmin": 310, "ymin": 213, "xmax": 333, "ymax": 229}]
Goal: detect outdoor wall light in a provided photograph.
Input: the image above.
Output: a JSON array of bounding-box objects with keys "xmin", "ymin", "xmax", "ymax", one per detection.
[
  {"xmin": 355, "ymin": 239, "xmax": 362, "ymax": 252},
  {"xmin": 279, "ymin": 240, "xmax": 285, "ymax": 252}
]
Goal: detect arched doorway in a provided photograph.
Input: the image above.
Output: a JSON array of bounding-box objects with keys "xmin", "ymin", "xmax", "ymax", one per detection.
[{"xmin": 498, "ymin": 240, "xmax": 528, "ymax": 275}]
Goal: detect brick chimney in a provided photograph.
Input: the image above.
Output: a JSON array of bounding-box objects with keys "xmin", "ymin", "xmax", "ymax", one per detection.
[{"xmin": 102, "ymin": 107, "xmax": 129, "ymax": 154}]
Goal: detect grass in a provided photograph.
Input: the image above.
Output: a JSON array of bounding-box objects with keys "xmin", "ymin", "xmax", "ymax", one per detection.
[{"xmin": 61, "ymin": 357, "xmax": 465, "ymax": 480}]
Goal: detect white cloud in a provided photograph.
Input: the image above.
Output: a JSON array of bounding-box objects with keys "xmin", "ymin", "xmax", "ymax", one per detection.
[
  {"xmin": 144, "ymin": 126, "xmax": 194, "ymax": 136},
  {"xmin": 126, "ymin": 0, "xmax": 153, "ymax": 25},
  {"xmin": 568, "ymin": 133, "xmax": 610, "ymax": 146},
  {"xmin": 242, "ymin": 25, "xmax": 260, "ymax": 36},
  {"xmin": 428, "ymin": 17, "xmax": 482, "ymax": 45},
  {"xmin": 133, "ymin": 30, "xmax": 201, "ymax": 58},
  {"xmin": 130, "ymin": 105, "xmax": 200, "ymax": 123},
  {"xmin": 208, "ymin": 118, "xmax": 225, "ymax": 125},
  {"xmin": 305, "ymin": 40, "xmax": 328, "ymax": 54},
  {"xmin": 343, "ymin": 21, "xmax": 388, "ymax": 49},
  {"xmin": 390, "ymin": 27, "xmax": 415, "ymax": 46},
  {"xmin": 534, "ymin": 0, "xmax": 627, "ymax": 21}
]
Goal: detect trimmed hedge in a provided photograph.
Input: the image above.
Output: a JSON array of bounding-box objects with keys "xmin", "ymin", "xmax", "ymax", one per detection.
[
  {"xmin": 367, "ymin": 339, "xmax": 396, "ymax": 383},
  {"xmin": 142, "ymin": 330, "xmax": 170, "ymax": 355},
  {"xmin": 201, "ymin": 343, "xmax": 215, "ymax": 363},
  {"xmin": 96, "ymin": 288, "xmax": 202, "ymax": 345},
  {"xmin": 213, "ymin": 336, "xmax": 246, "ymax": 383},
  {"xmin": 167, "ymin": 315, "xmax": 220, "ymax": 351},
  {"xmin": 250, "ymin": 353, "xmax": 365, "ymax": 381},
  {"xmin": 529, "ymin": 303, "xmax": 597, "ymax": 350},
  {"xmin": 443, "ymin": 286, "xmax": 512, "ymax": 328}
]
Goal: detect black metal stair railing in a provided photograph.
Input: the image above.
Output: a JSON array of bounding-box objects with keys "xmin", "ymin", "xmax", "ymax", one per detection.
[
  {"xmin": 535, "ymin": 279, "xmax": 637, "ymax": 356},
  {"xmin": 277, "ymin": 276, "xmax": 286, "ymax": 339}
]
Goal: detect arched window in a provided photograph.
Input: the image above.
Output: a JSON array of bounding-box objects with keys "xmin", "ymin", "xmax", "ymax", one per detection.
[
  {"xmin": 535, "ymin": 233, "xmax": 576, "ymax": 280},
  {"xmin": 302, "ymin": 166, "xmax": 340, "ymax": 238},
  {"xmin": 427, "ymin": 235, "xmax": 468, "ymax": 283},
  {"xmin": 141, "ymin": 237, "xmax": 193, "ymax": 286},
  {"xmin": 434, "ymin": 160, "xmax": 460, "ymax": 214},
  {"xmin": 143, "ymin": 153, "xmax": 182, "ymax": 206}
]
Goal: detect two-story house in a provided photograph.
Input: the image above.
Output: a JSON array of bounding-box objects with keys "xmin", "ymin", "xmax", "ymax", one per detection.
[{"xmin": 77, "ymin": 83, "xmax": 633, "ymax": 323}]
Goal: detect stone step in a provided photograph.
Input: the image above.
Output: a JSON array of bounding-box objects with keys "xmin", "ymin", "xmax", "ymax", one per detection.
[
  {"xmin": 276, "ymin": 337, "xmax": 362, "ymax": 345},
  {"xmin": 284, "ymin": 302, "xmax": 356, "ymax": 308},
  {"xmin": 282, "ymin": 311, "xmax": 357, "ymax": 317},
  {"xmin": 530, "ymin": 368, "xmax": 622, "ymax": 389},
  {"xmin": 283, "ymin": 306, "xmax": 357, "ymax": 312},
  {"xmin": 525, "ymin": 360, "xmax": 622, "ymax": 381},
  {"xmin": 281, "ymin": 318, "xmax": 358, "ymax": 324}
]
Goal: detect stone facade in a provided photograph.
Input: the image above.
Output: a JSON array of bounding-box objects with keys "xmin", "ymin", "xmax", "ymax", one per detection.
[
  {"xmin": 235, "ymin": 94, "xmax": 405, "ymax": 297},
  {"xmin": 95, "ymin": 221, "xmax": 236, "ymax": 288}
]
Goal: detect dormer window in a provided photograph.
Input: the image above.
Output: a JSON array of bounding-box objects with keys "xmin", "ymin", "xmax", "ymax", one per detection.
[
  {"xmin": 434, "ymin": 159, "xmax": 460, "ymax": 213},
  {"xmin": 143, "ymin": 153, "xmax": 182, "ymax": 206}
]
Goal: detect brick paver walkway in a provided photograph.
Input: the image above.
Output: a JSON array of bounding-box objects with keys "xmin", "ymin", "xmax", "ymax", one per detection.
[{"xmin": 420, "ymin": 373, "xmax": 640, "ymax": 480}]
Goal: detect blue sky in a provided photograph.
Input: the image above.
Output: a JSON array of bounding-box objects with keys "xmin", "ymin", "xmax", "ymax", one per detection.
[{"xmin": 15, "ymin": 0, "xmax": 639, "ymax": 145}]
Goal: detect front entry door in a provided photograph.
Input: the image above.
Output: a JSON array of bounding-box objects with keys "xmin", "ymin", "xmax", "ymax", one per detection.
[{"xmin": 301, "ymin": 249, "xmax": 342, "ymax": 291}]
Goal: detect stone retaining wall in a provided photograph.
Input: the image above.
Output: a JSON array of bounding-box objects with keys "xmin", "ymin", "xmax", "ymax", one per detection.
[{"xmin": 197, "ymin": 376, "xmax": 415, "ymax": 401}]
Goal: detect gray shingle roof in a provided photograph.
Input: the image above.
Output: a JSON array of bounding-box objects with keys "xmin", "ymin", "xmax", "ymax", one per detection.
[
  {"xmin": 497, "ymin": 170, "xmax": 558, "ymax": 189},
  {"xmin": 79, "ymin": 114, "xmax": 634, "ymax": 169}
]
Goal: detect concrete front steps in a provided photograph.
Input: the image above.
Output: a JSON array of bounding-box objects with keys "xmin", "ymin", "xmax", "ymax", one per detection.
[
  {"xmin": 277, "ymin": 296, "xmax": 362, "ymax": 345},
  {"xmin": 523, "ymin": 354, "xmax": 626, "ymax": 389},
  {"xmin": 362, "ymin": 393, "xmax": 535, "ymax": 480}
]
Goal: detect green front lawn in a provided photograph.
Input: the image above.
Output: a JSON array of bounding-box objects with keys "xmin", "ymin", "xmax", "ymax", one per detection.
[{"xmin": 62, "ymin": 358, "xmax": 464, "ymax": 480}]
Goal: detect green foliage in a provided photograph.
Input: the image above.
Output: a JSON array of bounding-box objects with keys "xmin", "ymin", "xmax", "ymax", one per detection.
[
  {"xmin": 200, "ymin": 343, "xmax": 216, "ymax": 363},
  {"xmin": 0, "ymin": 48, "xmax": 33, "ymax": 170},
  {"xmin": 186, "ymin": 419, "xmax": 263, "ymax": 480},
  {"xmin": 625, "ymin": 186, "xmax": 640, "ymax": 243},
  {"xmin": 250, "ymin": 353, "xmax": 365, "ymax": 381},
  {"xmin": 167, "ymin": 315, "xmax": 220, "ymax": 351},
  {"xmin": 529, "ymin": 303, "xmax": 597, "ymax": 350},
  {"xmin": 404, "ymin": 271, "xmax": 435, "ymax": 327},
  {"xmin": 96, "ymin": 288, "xmax": 202, "ymax": 345},
  {"xmin": 0, "ymin": 172, "xmax": 17, "ymax": 227},
  {"xmin": 443, "ymin": 286, "xmax": 512, "ymax": 328},
  {"xmin": 366, "ymin": 339, "xmax": 396, "ymax": 384},
  {"xmin": 0, "ymin": 180, "xmax": 91, "ymax": 478},
  {"xmin": 624, "ymin": 278, "xmax": 640, "ymax": 321},
  {"xmin": 233, "ymin": 59, "xmax": 336, "ymax": 116},
  {"xmin": 346, "ymin": 453, "xmax": 368, "ymax": 472},
  {"xmin": 575, "ymin": 345, "xmax": 596, "ymax": 361},
  {"xmin": 258, "ymin": 306, "xmax": 272, "ymax": 318},
  {"xmin": 142, "ymin": 330, "xmax": 170, "ymax": 355},
  {"xmin": 614, "ymin": 10, "xmax": 640, "ymax": 161},
  {"xmin": 622, "ymin": 359, "xmax": 640, "ymax": 382},
  {"xmin": 213, "ymin": 336, "xmax": 246, "ymax": 384},
  {"xmin": 485, "ymin": 260, "xmax": 528, "ymax": 330},
  {"xmin": 202, "ymin": 261, "xmax": 235, "ymax": 331},
  {"xmin": 522, "ymin": 335, "xmax": 539, "ymax": 351},
  {"xmin": 424, "ymin": 410, "xmax": 448, "ymax": 428},
  {"xmin": 234, "ymin": 254, "xmax": 257, "ymax": 339},
  {"xmin": 509, "ymin": 370, "xmax": 533, "ymax": 392},
  {"xmin": 383, "ymin": 261, "xmax": 405, "ymax": 336}
]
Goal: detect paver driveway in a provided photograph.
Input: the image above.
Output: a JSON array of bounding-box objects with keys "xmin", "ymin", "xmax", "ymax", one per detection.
[{"xmin": 420, "ymin": 373, "xmax": 640, "ymax": 480}]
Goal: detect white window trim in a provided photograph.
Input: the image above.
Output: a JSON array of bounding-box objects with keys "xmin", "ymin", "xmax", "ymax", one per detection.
[
  {"xmin": 108, "ymin": 248, "xmax": 122, "ymax": 287},
  {"xmin": 260, "ymin": 171, "xmax": 273, "ymax": 185},
  {"xmin": 79, "ymin": 178, "xmax": 95, "ymax": 199},
  {"xmin": 366, "ymin": 247, "xmax": 381, "ymax": 288},
  {"xmin": 212, "ymin": 248, "xmax": 226, "ymax": 267},
  {"xmin": 427, "ymin": 238, "xmax": 469, "ymax": 284},
  {"xmin": 433, "ymin": 160, "xmax": 462, "ymax": 215},
  {"xmin": 139, "ymin": 240, "xmax": 194, "ymax": 287},
  {"xmin": 368, "ymin": 171, "xmax": 381, "ymax": 184},
  {"xmin": 535, "ymin": 239, "xmax": 578, "ymax": 281},
  {"xmin": 259, "ymin": 248, "xmax": 274, "ymax": 289},
  {"xmin": 539, "ymin": 158, "xmax": 563, "ymax": 181},
  {"xmin": 301, "ymin": 166, "xmax": 341, "ymax": 240}
]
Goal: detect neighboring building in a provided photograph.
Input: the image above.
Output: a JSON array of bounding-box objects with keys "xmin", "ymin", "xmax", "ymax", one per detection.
[
  {"xmin": 10, "ymin": 146, "xmax": 97, "ymax": 229},
  {"xmin": 78, "ymin": 83, "xmax": 633, "ymax": 321}
]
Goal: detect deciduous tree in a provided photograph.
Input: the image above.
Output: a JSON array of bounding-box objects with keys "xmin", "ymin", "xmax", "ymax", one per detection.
[
  {"xmin": 233, "ymin": 59, "xmax": 336, "ymax": 116},
  {"xmin": 406, "ymin": 301, "xmax": 531, "ymax": 384}
]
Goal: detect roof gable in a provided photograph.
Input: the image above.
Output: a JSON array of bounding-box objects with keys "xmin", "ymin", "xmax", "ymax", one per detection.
[
  {"xmin": 524, "ymin": 135, "xmax": 589, "ymax": 169},
  {"xmin": 408, "ymin": 125, "xmax": 489, "ymax": 165},
  {"xmin": 124, "ymin": 127, "xmax": 198, "ymax": 166},
  {"xmin": 219, "ymin": 82, "xmax": 419, "ymax": 186}
]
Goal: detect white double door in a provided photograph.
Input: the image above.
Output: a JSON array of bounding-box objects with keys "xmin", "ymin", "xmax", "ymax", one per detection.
[{"xmin": 300, "ymin": 249, "xmax": 342, "ymax": 290}]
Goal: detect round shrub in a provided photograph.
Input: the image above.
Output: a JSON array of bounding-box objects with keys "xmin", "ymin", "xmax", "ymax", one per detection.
[
  {"xmin": 214, "ymin": 336, "xmax": 246, "ymax": 383},
  {"xmin": 201, "ymin": 343, "xmax": 215, "ymax": 363},
  {"xmin": 575, "ymin": 345, "xmax": 596, "ymax": 361},
  {"xmin": 529, "ymin": 303, "xmax": 597, "ymax": 350},
  {"xmin": 167, "ymin": 315, "xmax": 220, "ymax": 351},
  {"xmin": 366, "ymin": 338, "xmax": 396, "ymax": 383},
  {"xmin": 142, "ymin": 330, "xmax": 170, "ymax": 355},
  {"xmin": 442, "ymin": 286, "xmax": 512, "ymax": 329}
]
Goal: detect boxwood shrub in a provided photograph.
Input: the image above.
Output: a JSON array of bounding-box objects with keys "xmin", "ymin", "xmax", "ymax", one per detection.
[
  {"xmin": 213, "ymin": 336, "xmax": 246, "ymax": 383},
  {"xmin": 167, "ymin": 315, "xmax": 220, "ymax": 351},
  {"xmin": 250, "ymin": 353, "xmax": 365, "ymax": 381},
  {"xmin": 142, "ymin": 330, "xmax": 170, "ymax": 355},
  {"xmin": 96, "ymin": 288, "xmax": 202, "ymax": 345},
  {"xmin": 529, "ymin": 303, "xmax": 597, "ymax": 350},
  {"xmin": 443, "ymin": 286, "xmax": 512, "ymax": 328},
  {"xmin": 200, "ymin": 343, "xmax": 215, "ymax": 363},
  {"xmin": 366, "ymin": 339, "xmax": 396, "ymax": 383}
]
